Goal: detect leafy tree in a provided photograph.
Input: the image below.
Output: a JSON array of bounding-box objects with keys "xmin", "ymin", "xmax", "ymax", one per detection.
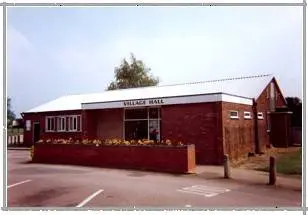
[
  {"xmin": 7, "ymin": 97, "xmax": 16, "ymax": 126},
  {"xmin": 285, "ymin": 97, "xmax": 302, "ymax": 127},
  {"xmin": 107, "ymin": 53, "xmax": 159, "ymax": 90}
]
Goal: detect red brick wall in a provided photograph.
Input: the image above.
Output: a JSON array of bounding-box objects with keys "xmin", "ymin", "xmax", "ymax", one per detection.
[
  {"xmin": 33, "ymin": 144, "xmax": 196, "ymax": 174},
  {"xmin": 161, "ymin": 102, "xmax": 223, "ymax": 165},
  {"xmin": 96, "ymin": 109, "xmax": 123, "ymax": 139},
  {"xmin": 23, "ymin": 110, "xmax": 83, "ymax": 145},
  {"xmin": 256, "ymin": 78, "xmax": 287, "ymax": 150},
  {"xmin": 221, "ymin": 102, "xmax": 254, "ymax": 161},
  {"xmin": 83, "ymin": 110, "xmax": 97, "ymax": 139}
]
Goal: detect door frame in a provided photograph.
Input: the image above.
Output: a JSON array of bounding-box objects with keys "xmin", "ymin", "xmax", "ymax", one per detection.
[{"xmin": 33, "ymin": 122, "xmax": 40, "ymax": 144}]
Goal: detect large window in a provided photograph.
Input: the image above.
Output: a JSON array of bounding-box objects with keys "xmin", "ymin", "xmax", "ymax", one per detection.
[
  {"xmin": 45, "ymin": 115, "xmax": 81, "ymax": 132},
  {"xmin": 124, "ymin": 108, "xmax": 161, "ymax": 141}
]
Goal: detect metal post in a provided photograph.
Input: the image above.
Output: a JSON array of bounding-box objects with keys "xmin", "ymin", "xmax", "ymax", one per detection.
[
  {"xmin": 269, "ymin": 156, "xmax": 276, "ymax": 185},
  {"xmin": 224, "ymin": 154, "xmax": 230, "ymax": 179}
]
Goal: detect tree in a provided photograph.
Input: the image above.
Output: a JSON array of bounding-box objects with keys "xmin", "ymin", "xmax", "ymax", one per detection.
[
  {"xmin": 285, "ymin": 97, "xmax": 302, "ymax": 127},
  {"xmin": 7, "ymin": 97, "xmax": 16, "ymax": 126},
  {"xmin": 107, "ymin": 53, "xmax": 159, "ymax": 90}
]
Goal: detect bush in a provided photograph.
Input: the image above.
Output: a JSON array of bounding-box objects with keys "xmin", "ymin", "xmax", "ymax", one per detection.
[{"xmin": 35, "ymin": 138, "xmax": 184, "ymax": 147}]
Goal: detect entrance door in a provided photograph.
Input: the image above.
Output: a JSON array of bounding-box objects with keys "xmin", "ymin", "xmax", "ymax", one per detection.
[
  {"xmin": 33, "ymin": 123, "xmax": 40, "ymax": 144},
  {"xmin": 125, "ymin": 120, "xmax": 148, "ymax": 140}
]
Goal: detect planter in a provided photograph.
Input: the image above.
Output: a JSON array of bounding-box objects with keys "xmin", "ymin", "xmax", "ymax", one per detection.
[{"xmin": 32, "ymin": 144, "xmax": 196, "ymax": 174}]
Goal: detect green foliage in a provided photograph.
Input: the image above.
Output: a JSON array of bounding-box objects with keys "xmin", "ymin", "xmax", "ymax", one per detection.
[
  {"xmin": 107, "ymin": 53, "xmax": 159, "ymax": 90},
  {"xmin": 7, "ymin": 97, "xmax": 16, "ymax": 127}
]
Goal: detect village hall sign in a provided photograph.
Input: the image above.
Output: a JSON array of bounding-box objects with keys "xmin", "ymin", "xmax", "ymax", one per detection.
[{"xmin": 123, "ymin": 99, "xmax": 164, "ymax": 107}]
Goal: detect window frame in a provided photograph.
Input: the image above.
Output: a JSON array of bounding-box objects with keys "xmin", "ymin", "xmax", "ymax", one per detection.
[
  {"xmin": 68, "ymin": 115, "xmax": 80, "ymax": 132},
  {"xmin": 45, "ymin": 116, "xmax": 56, "ymax": 132},
  {"xmin": 57, "ymin": 116, "xmax": 66, "ymax": 132},
  {"xmin": 124, "ymin": 107, "xmax": 161, "ymax": 140},
  {"xmin": 25, "ymin": 120, "xmax": 31, "ymax": 131},
  {"xmin": 229, "ymin": 110, "xmax": 239, "ymax": 119},
  {"xmin": 243, "ymin": 111, "xmax": 252, "ymax": 119},
  {"xmin": 257, "ymin": 112, "xmax": 264, "ymax": 120}
]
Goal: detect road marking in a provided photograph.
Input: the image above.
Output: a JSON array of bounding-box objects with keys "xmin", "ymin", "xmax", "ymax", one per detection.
[
  {"xmin": 177, "ymin": 185, "xmax": 230, "ymax": 198},
  {"xmin": 76, "ymin": 189, "xmax": 104, "ymax": 207},
  {"xmin": 185, "ymin": 204, "xmax": 192, "ymax": 207},
  {"xmin": 8, "ymin": 179, "xmax": 32, "ymax": 189}
]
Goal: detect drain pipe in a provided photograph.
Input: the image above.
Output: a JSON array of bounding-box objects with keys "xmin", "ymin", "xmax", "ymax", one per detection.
[{"xmin": 253, "ymin": 99, "xmax": 261, "ymax": 154}]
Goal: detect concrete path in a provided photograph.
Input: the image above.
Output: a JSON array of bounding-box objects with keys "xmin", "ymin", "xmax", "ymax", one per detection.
[{"xmin": 194, "ymin": 165, "xmax": 301, "ymax": 191}]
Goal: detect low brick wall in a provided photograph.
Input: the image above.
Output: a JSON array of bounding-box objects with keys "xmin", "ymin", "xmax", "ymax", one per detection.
[{"xmin": 32, "ymin": 144, "xmax": 196, "ymax": 174}]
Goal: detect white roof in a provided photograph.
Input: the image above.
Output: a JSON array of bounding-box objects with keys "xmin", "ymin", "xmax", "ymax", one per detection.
[{"xmin": 24, "ymin": 74, "xmax": 274, "ymax": 113}]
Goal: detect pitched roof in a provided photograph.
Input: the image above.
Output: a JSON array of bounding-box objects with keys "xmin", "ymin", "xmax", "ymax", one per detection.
[{"xmin": 24, "ymin": 74, "xmax": 274, "ymax": 113}]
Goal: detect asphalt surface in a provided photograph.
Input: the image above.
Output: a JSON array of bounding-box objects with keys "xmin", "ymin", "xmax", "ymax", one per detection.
[{"xmin": 7, "ymin": 150, "xmax": 302, "ymax": 208}]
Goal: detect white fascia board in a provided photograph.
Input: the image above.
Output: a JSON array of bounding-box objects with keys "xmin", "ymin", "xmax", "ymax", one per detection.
[
  {"xmin": 221, "ymin": 94, "xmax": 253, "ymax": 105},
  {"xmin": 82, "ymin": 93, "xmax": 252, "ymax": 110}
]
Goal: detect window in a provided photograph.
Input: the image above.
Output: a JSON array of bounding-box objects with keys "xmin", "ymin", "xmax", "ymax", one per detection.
[
  {"xmin": 68, "ymin": 116, "xmax": 78, "ymax": 131},
  {"xmin": 149, "ymin": 108, "xmax": 160, "ymax": 119},
  {"xmin": 257, "ymin": 112, "xmax": 264, "ymax": 120},
  {"xmin": 57, "ymin": 117, "xmax": 66, "ymax": 131},
  {"xmin": 46, "ymin": 117, "xmax": 56, "ymax": 132},
  {"xmin": 124, "ymin": 108, "xmax": 161, "ymax": 141},
  {"xmin": 25, "ymin": 120, "xmax": 31, "ymax": 131},
  {"xmin": 229, "ymin": 111, "xmax": 239, "ymax": 119},
  {"xmin": 125, "ymin": 108, "xmax": 148, "ymax": 119},
  {"xmin": 244, "ymin": 111, "xmax": 252, "ymax": 119}
]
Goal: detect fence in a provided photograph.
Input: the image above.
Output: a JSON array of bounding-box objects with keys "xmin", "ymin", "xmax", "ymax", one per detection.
[
  {"xmin": 224, "ymin": 126, "xmax": 254, "ymax": 161},
  {"xmin": 7, "ymin": 128, "xmax": 24, "ymax": 145}
]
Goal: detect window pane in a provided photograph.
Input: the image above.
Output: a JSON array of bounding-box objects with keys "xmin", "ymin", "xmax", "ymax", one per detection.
[
  {"xmin": 62, "ymin": 118, "xmax": 65, "ymax": 129},
  {"xmin": 69, "ymin": 117, "xmax": 73, "ymax": 130},
  {"xmin": 77, "ymin": 116, "xmax": 81, "ymax": 131},
  {"xmin": 73, "ymin": 117, "xmax": 77, "ymax": 129},
  {"xmin": 51, "ymin": 118, "xmax": 54, "ymax": 130},
  {"xmin": 230, "ymin": 112, "xmax": 238, "ymax": 117},
  {"xmin": 149, "ymin": 108, "xmax": 159, "ymax": 119},
  {"xmin": 125, "ymin": 109, "xmax": 147, "ymax": 119}
]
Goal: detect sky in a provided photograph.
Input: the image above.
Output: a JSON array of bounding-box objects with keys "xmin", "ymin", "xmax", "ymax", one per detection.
[{"xmin": 7, "ymin": 6, "xmax": 303, "ymax": 116}]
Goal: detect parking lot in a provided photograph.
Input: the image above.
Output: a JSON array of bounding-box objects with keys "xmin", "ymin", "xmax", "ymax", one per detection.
[{"xmin": 7, "ymin": 150, "xmax": 301, "ymax": 208}]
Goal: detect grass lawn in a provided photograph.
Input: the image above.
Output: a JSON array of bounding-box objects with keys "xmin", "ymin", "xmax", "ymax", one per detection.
[
  {"xmin": 275, "ymin": 148, "xmax": 302, "ymax": 175},
  {"xmin": 237, "ymin": 147, "xmax": 302, "ymax": 176}
]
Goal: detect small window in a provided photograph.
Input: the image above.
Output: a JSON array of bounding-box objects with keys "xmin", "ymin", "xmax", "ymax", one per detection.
[
  {"xmin": 25, "ymin": 120, "xmax": 31, "ymax": 131},
  {"xmin": 229, "ymin": 111, "xmax": 239, "ymax": 119},
  {"xmin": 57, "ymin": 117, "xmax": 66, "ymax": 132},
  {"xmin": 244, "ymin": 111, "xmax": 252, "ymax": 119},
  {"xmin": 257, "ymin": 112, "xmax": 264, "ymax": 120}
]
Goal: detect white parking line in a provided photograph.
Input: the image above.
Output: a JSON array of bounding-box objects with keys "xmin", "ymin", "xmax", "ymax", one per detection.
[
  {"xmin": 8, "ymin": 179, "xmax": 32, "ymax": 189},
  {"xmin": 76, "ymin": 189, "xmax": 104, "ymax": 207},
  {"xmin": 177, "ymin": 185, "xmax": 230, "ymax": 198}
]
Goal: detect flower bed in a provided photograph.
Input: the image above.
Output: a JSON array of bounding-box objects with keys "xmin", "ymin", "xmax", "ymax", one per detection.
[{"xmin": 31, "ymin": 138, "xmax": 196, "ymax": 174}]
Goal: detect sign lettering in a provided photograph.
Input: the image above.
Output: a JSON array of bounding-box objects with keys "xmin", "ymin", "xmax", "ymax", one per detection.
[{"xmin": 123, "ymin": 99, "xmax": 164, "ymax": 107}]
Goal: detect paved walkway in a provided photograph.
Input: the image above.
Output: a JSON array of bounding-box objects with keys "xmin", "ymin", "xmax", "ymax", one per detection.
[{"xmin": 194, "ymin": 165, "xmax": 302, "ymax": 191}]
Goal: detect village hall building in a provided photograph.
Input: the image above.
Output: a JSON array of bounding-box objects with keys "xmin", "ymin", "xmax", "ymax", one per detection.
[{"xmin": 22, "ymin": 74, "xmax": 290, "ymax": 165}]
